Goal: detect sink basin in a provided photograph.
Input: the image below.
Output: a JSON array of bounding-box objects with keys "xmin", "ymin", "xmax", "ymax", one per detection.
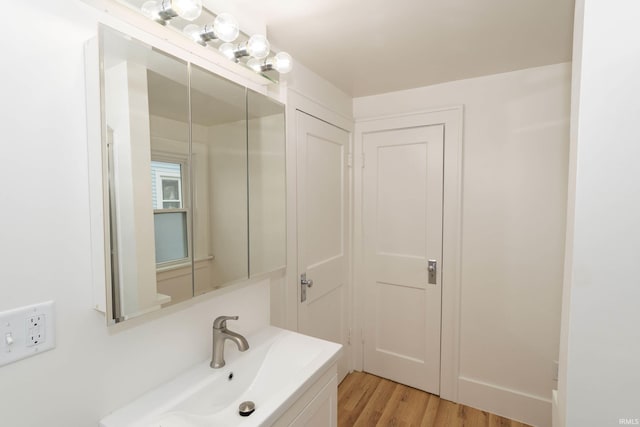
[{"xmin": 100, "ymin": 326, "xmax": 342, "ymax": 427}]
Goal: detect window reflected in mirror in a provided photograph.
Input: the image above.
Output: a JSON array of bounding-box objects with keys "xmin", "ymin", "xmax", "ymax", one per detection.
[{"xmin": 152, "ymin": 160, "xmax": 188, "ymax": 265}]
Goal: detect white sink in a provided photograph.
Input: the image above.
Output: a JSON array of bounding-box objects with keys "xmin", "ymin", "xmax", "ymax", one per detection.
[{"xmin": 100, "ymin": 326, "xmax": 342, "ymax": 427}]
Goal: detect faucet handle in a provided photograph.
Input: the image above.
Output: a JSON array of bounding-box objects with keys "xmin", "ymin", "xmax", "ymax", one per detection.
[{"xmin": 213, "ymin": 315, "xmax": 239, "ymax": 329}]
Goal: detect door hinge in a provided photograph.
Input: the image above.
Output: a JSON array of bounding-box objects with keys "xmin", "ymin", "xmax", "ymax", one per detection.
[
  {"xmin": 347, "ymin": 153, "xmax": 353, "ymax": 168},
  {"xmin": 347, "ymin": 328, "xmax": 351, "ymax": 345}
]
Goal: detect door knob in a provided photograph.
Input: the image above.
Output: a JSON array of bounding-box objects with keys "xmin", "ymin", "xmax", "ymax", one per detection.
[
  {"xmin": 301, "ymin": 274, "xmax": 313, "ymax": 287},
  {"xmin": 300, "ymin": 273, "xmax": 314, "ymax": 302}
]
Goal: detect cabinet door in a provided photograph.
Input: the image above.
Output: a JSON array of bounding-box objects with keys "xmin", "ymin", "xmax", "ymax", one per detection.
[{"xmin": 288, "ymin": 375, "xmax": 337, "ymax": 427}]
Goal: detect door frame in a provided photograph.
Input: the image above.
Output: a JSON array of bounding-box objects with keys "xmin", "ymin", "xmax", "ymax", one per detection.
[{"xmin": 353, "ymin": 106, "xmax": 463, "ymax": 401}]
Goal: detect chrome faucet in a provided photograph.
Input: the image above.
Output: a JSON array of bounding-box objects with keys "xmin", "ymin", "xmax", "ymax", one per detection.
[{"xmin": 211, "ymin": 315, "xmax": 249, "ymax": 368}]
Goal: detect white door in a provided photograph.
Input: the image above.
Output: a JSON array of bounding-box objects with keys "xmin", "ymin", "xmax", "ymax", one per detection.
[
  {"xmin": 297, "ymin": 111, "xmax": 350, "ymax": 382},
  {"xmin": 362, "ymin": 124, "xmax": 444, "ymax": 394}
]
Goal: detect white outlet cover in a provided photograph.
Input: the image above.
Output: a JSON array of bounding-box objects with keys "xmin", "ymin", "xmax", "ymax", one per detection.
[{"xmin": 0, "ymin": 301, "xmax": 56, "ymax": 367}]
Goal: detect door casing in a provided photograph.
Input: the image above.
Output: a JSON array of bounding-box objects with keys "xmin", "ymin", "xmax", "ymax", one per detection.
[{"xmin": 353, "ymin": 107, "xmax": 463, "ymax": 401}]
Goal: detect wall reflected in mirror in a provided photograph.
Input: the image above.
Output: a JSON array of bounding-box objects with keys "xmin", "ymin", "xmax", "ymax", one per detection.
[
  {"xmin": 99, "ymin": 25, "xmax": 285, "ymax": 324},
  {"xmin": 189, "ymin": 64, "xmax": 248, "ymax": 295},
  {"xmin": 248, "ymin": 91, "xmax": 286, "ymax": 276}
]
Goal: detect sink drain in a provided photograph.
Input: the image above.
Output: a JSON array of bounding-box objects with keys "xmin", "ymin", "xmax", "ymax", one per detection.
[{"xmin": 238, "ymin": 401, "xmax": 256, "ymax": 417}]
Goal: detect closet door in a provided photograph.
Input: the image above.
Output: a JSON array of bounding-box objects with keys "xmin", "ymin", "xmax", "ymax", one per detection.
[
  {"xmin": 362, "ymin": 124, "xmax": 444, "ymax": 394},
  {"xmin": 297, "ymin": 111, "xmax": 350, "ymax": 382}
]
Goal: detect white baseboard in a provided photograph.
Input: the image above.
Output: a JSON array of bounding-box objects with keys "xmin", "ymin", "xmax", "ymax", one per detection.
[{"xmin": 457, "ymin": 377, "xmax": 552, "ymax": 427}]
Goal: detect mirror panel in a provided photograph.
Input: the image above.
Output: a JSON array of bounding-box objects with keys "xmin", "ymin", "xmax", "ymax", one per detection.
[
  {"xmin": 247, "ymin": 91, "xmax": 286, "ymax": 276},
  {"xmin": 189, "ymin": 64, "xmax": 249, "ymax": 294},
  {"xmin": 101, "ymin": 26, "xmax": 192, "ymax": 320},
  {"xmin": 147, "ymin": 71, "xmax": 193, "ymax": 309}
]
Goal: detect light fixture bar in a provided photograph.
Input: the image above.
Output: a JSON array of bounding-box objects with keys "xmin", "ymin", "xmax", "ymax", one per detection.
[{"xmin": 138, "ymin": 2, "xmax": 292, "ymax": 79}]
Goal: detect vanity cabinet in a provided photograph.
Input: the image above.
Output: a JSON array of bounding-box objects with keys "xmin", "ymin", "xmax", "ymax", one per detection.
[
  {"xmin": 273, "ymin": 363, "xmax": 338, "ymax": 427},
  {"xmin": 286, "ymin": 374, "xmax": 337, "ymax": 427}
]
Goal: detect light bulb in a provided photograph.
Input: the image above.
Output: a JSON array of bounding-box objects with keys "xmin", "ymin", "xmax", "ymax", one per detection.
[
  {"xmin": 141, "ymin": 0, "xmax": 161, "ymax": 20},
  {"xmin": 213, "ymin": 13, "xmax": 239, "ymax": 43},
  {"xmin": 219, "ymin": 43, "xmax": 237, "ymax": 61},
  {"xmin": 246, "ymin": 58, "xmax": 263, "ymax": 73},
  {"xmin": 183, "ymin": 24, "xmax": 203, "ymax": 43},
  {"xmin": 273, "ymin": 52, "xmax": 293, "ymax": 74},
  {"xmin": 170, "ymin": 0, "xmax": 202, "ymax": 21},
  {"xmin": 247, "ymin": 34, "xmax": 270, "ymax": 59}
]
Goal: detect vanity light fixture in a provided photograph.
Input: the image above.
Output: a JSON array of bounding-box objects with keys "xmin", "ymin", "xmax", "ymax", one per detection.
[
  {"xmin": 137, "ymin": 0, "xmax": 292, "ymax": 78},
  {"xmin": 141, "ymin": 0, "xmax": 202, "ymax": 24},
  {"xmin": 183, "ymin": 12, "xmax": 240, "ymax": 45}
]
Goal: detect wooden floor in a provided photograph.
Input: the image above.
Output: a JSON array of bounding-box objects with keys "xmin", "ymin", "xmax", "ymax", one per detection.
[{"xmin": 338, "ymin": 372, "xmax": 532, "ymax": 427}]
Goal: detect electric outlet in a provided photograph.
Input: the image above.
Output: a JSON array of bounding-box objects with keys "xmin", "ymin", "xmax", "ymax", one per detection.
[
  {"xmin": 0, "ymin": 301, "xmax": 55, "ymax": 367},
  {"xmin": 26, "ymin": 314, "xmax": 46, "ymax": 347}
]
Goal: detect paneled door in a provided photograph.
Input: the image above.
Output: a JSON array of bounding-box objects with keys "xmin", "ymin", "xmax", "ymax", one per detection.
[
  {"xmin": 297, "ymin": 111, "xmax": 349, "ymax": 382},
  {"xmin": 362, "ymin": 124, "xmax": 444, "ymax": 394}
]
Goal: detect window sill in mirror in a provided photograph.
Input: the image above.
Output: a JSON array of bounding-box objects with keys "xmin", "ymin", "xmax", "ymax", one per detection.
[
  {"xmin": 156, "ymin": 293, "xmax": 171, "ymax": 305},
  {"xmin": 156, "ymin": 256, "xmax": 214, "ymax": 274}
]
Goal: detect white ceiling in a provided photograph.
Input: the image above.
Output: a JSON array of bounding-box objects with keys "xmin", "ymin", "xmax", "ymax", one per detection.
[{"xmin": 211, "ymin": 0, "xmax": 575, "ymax": 97}]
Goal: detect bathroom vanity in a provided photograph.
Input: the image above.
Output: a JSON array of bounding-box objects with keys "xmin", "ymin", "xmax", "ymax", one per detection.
[
  {"xmin": 88, "ymin": 14, "xmax": 342, "ymax": 427},
  {"xmin": 99, "ymin": 327, "xmax": 341, "ymax": 426}
]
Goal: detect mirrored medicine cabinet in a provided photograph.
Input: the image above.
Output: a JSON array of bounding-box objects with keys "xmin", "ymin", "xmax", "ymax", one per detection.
[{"xmin": 97, "ymin": 25, "xmax": 286, "ymax": 324}]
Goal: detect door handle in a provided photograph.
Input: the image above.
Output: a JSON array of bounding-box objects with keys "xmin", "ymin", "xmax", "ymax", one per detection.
[
  {"xmin": 301, "ymin": 273, "xmax": 314, "ymax": 302},
  {"xmin": 301, "ymin": 274, "xmax": 313, "ymax": 287},
  {"xmin": 428, "ymin": 260, "xmax": 437, "ymax": 284}
]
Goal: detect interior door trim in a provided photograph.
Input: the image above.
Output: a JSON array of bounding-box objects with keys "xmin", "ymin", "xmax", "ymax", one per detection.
[{"xmin": 353, "ymin": 106, "xmax": 463, "ymax": 401}]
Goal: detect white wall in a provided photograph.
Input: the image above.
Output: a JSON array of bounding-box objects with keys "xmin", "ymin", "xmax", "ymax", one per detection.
[
  {"xmin": 353, "ymin": 63, "xmax": 571, "ymax": 426},
  {"xmin": 0, "ymin": 2, "xmax": 272, "ymax": 426},
  {"xmin": 558, "ymin": 1, "xmax": 640, "ymax": 426}
]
